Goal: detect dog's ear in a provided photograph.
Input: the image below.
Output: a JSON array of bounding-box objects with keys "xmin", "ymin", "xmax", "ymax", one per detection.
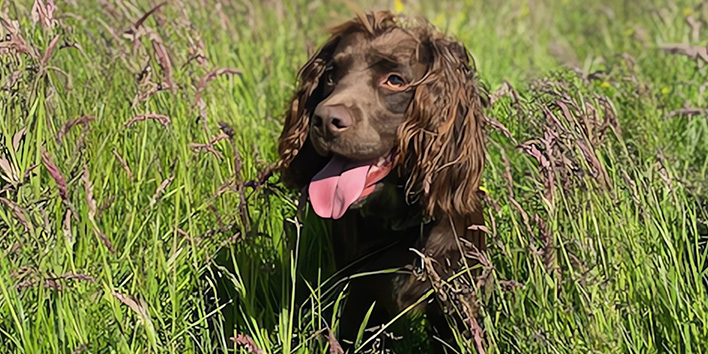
[
  {"xmin": 397, "ymin": 36, "xmax": 486, "ymax": 217},
  {"xmin": 276, "ymin": 36, "xmax": 340, "ymax": 188}
]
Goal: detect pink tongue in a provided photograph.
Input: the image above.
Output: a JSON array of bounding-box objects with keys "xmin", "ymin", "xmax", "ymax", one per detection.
[{"xmin": 309, "ymin": 156, "xmax": 372, "ymax": 219}]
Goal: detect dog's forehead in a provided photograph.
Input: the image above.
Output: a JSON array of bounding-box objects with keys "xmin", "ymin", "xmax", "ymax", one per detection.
[{"xmin": 333, "ymin": 28, "xmax": 420, "ymax": 66}]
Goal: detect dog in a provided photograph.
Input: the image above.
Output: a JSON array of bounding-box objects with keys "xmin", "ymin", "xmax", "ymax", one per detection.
[{"xmin": 277, "ymin": 11, "xmax": 487, "ymax": 352}]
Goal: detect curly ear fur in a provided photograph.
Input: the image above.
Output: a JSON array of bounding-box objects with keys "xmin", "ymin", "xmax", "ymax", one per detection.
[
  {"xmin": 277, "ymin": 12, "xmax": 398, "ymax": 188},
  {"xmin": 397, "ymin": 34, "xmax": 486, "ymax": 217},
  {"xmin": 276, "ymin": 37, "xmax": 338, "ymax": 188}
]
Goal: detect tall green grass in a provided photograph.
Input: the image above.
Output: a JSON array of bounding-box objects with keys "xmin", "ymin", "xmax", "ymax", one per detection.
[{"xmin": 1, "ymin": 0, "xmax": 707, "ymax": 353}]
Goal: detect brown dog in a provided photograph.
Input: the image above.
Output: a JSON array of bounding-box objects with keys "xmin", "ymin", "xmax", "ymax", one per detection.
[{"xmin": 277, "ymin": 11, "xmax": 487, "ymax": 352}]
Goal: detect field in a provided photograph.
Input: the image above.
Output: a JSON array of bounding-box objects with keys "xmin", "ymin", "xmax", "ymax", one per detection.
[{"xmin": 1, "ymin": 0, "xmax": 708, "ymax": 353}]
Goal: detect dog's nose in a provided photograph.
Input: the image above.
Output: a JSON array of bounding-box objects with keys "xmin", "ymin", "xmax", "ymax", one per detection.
[{"xmin": 313, "ymin": 104, "xmax": 352, "ymax": 136}]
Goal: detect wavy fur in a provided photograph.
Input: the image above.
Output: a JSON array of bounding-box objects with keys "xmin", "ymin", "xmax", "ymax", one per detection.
[{"xmin": 397, "ymin": 30, "xmax": 486, "ymax": 217}]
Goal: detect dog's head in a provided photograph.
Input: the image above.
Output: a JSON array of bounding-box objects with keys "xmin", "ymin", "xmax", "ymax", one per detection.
[{"xmin": 278, "ymin": 11, "xmax": 486, "ymax": 219}]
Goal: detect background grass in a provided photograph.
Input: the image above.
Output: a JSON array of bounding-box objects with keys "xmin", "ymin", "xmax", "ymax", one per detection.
[{"xmin": 1, "ymin": 0, "xmax": 708, "ymax": 353}]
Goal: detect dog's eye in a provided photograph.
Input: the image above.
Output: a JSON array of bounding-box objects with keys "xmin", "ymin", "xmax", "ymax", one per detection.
[
  {"xmin": 324, "ymin": 65, "xmax": 335, "ymax": 86},
  {"xmin": 386, "ymin": 75, "xmax": 405, "ymax": 86},
  {"xmin": 382, "ymin": 74, "xmax": 407, "ymax": 90}
]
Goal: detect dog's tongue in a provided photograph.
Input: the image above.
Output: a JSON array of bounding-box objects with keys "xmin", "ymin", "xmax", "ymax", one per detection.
[{"xmin": 308, "ymin": 156, "xmax": 373, "ymax": 220}]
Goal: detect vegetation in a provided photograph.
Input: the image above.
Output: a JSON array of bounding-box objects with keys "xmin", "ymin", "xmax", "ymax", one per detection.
[{"xmin": 1, "ymin": 0, "xmax": 707, "ymax": 353}]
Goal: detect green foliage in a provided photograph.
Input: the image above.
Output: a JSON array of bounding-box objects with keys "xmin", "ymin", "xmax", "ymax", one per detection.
[{"xmin": 1, "ymin": 0, "xmax": 707, "ymax": 353}]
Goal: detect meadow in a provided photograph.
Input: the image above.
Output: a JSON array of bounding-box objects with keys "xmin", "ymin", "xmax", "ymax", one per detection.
[{"xmin": 1, "ymin": 0, "xmax": 707, "ymax": 353}]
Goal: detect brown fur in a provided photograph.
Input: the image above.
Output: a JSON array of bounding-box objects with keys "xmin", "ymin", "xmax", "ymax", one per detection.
[{"xmin": 277, "ymin": 11, "xmax": 486, "ymax": 351}]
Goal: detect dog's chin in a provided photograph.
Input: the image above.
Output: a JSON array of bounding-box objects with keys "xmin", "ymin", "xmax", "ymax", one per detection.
[{"xmin": 349, "ymin": 179, "xmax": 387, "ymax": 209}]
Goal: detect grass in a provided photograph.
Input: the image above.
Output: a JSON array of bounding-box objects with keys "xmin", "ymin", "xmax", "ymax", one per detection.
[{"xmin": 1, "ymin": 0, "xmax": 707, "ymax": 353}]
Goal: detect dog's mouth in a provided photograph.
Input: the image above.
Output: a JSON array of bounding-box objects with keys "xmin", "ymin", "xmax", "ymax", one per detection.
[{"xmin": 308, "ymin": 154, "xmax": 393, "ymax": 219}]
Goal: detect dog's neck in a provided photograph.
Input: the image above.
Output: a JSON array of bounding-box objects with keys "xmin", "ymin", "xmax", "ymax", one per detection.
[{"xmin": 349, "ymin": 174, "xmax": 428, "ymax": 231}]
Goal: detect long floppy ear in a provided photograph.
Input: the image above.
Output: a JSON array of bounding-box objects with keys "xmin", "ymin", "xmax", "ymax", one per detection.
[
  {"xmin": 276, "ymin": 37, "xmax": 341, "ymax": 188},
  {"xmin": 397, "ymin": 36, "xmax": 486, "ymax": 217}
]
